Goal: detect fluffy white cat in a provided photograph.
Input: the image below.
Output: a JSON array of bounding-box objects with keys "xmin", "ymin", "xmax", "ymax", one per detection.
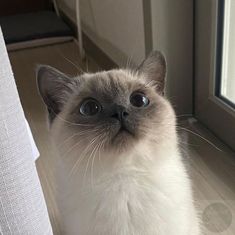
[{"xmin": 37, "ymin": 51, "xmax": 200, "ymax": 235}]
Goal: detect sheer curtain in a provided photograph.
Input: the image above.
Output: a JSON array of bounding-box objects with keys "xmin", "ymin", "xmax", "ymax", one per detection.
[{"xmin": 0, "ymin": 28, "xmax": 53, "ymax": 235}]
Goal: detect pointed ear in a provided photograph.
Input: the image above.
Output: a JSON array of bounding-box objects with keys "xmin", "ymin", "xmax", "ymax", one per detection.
[
  {"xmin": 36, "ymin": 65, "xmax": 75, "ymax": 122},
  {"xmin": 138, "ymin": 51, "xmax": 166, "ymax": 95}
]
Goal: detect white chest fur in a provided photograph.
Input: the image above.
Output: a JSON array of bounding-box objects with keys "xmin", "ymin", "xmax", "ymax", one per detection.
[{"xmin": 57, "ymin": 151, "xmax": 200, "ymax": 235}]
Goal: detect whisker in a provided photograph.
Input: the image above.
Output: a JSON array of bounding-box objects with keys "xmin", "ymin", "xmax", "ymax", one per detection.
[
  {"xmin": 98, "ymin": 139, "xmax": 105, "ymax": 171},
  {"xmin": 57, "ymin": 49, "xmax": 84, "ymax": 74},
  {"xmin": 62, "ymin": 138, "xmax": 84, "ymax": 158},
  {"xmin": 56, "ymin": 114, "xmax": 93, "ymax": 127},
  {"xmin": 60, "ymin": 129, "xmax": 98, "ymax": 146},
  {"xmin": 176, "ymin": 114, "xmax": 193, "ymax": 118},
  {"xmin": 83, "ymin": 135, "xmax": 101, "ymax": 185},
  {"xmin": 47, "ymin": 107, "xmax": 94, "ymax": 127},
  {"xmin": 90, "ymin": 139, "xmax": 103, "ymax": 189},
  {"xmin": 68, "ymin": 135, "xmax": 98, "ymax": 178},
  {"xmin": 143, "ymin": 121, "xmax": 222, "ymax": 152},
  {"xmin": 61, "ymin": 133, "xmax": 78, "ymax": 144},
  {"xmin": 178, "ymin": 127, "xmax": 223, "ymax": 152}
]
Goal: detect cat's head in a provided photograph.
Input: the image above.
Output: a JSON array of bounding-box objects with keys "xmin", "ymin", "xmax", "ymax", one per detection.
[{"xmin": 37, "ymin": 51, "xmax": 175, "ymax": 156}]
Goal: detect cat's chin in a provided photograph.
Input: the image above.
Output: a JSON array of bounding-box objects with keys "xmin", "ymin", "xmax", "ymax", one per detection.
[
  {"xmin": 109, "ymin": 128, "xmax": 136, "ymax": 151},
  {"xmin": 113, "ymin": 126, "xmax": 134, "ymax": 138}
]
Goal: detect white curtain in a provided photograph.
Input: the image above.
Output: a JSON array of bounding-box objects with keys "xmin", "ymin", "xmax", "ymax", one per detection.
[{"xmin": 0, "ymin": 28, "xmax": 53, "ymax": 235}]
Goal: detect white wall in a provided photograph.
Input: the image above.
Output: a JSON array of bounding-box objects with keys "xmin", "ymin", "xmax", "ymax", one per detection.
[
  {"xmin": 151, "ymin": 0, "xmax": 193, "ymax": 114},
  {"xmin": 57, "ymin": 0, "xmax": 146, "ymax": 66},
  {"xmin": 56, "ymin": 0, "xmax": 193, "ymax": 114}
]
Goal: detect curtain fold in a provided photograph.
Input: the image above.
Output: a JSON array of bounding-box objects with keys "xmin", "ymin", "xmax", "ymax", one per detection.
[{"xmin": 0, "ymin": 28, "xmax": 53, "ymax": 235}]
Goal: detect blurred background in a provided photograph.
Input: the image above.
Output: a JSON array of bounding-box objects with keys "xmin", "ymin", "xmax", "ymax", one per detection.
[{"xmin": 0, "ymin": 0, "xmax": 234, "ymax": 234}]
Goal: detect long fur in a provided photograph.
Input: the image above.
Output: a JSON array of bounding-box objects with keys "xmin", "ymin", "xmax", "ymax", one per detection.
[{"xmin": 37, "ymin": 52, "xmax": 200, "ymax": 234}]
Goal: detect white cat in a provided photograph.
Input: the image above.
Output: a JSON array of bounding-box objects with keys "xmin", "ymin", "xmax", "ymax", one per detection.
[{"xmin": 37, "ymin": 51, "xmax": 200, "ymax": 235}]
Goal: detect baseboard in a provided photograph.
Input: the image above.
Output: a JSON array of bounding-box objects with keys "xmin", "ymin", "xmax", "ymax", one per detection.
[{"xmin": 7, "ymin": 36, "xmax": 73, "ymax": 52}]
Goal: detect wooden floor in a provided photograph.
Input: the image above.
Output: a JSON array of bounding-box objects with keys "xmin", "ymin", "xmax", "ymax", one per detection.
[{"xmin": 9, "ymin": 42, "xmax": 235, "ymax": 235}]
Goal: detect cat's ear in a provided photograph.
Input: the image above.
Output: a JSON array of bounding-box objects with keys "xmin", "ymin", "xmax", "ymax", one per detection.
[
  {"xmin": 138, "ymin": 51, "xmax": 166, "ymax": 95},
  {"xmin": 36, "ymin": 65, "xmax": 75, "ymax": 122}
]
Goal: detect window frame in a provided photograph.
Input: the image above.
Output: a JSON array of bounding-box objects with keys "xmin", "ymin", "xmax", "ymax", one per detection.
[{"xmin": 195, "ymin": 0, "xmax": 235, "ymax": 150}]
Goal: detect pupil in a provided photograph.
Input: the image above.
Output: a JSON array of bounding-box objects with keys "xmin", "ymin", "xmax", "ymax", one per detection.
[
  {"xmin": 134, "ymin": 95, "xmax": 144, "ymax": 106},
  {"xmin": 80, "ymin": 99, "xmax": 101, "ymax": 116},
  {"xmin": 85, "ymin": 102, "xmax": 98, "ymax": 114},
  {"xmin": 131, "ymin": 93, "xmax": 149, "ymax": 107}
]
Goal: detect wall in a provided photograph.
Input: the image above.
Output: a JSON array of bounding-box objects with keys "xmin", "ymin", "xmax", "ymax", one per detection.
[
  {"xmin": 57, "ymin": 0, "xmax": 193, "ymax": 114},
  {"xmin": 150, "ymin": 0, "xmax": 193, "ymax": 114},
  {"xmin": 57, "ymin": 0, "xmax": 146, "ymax": 66}
]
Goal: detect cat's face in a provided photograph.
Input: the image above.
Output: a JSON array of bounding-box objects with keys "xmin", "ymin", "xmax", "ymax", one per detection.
[{"xmin": 37, "ymin": 51, "xmax": 175, "ymax": 155}]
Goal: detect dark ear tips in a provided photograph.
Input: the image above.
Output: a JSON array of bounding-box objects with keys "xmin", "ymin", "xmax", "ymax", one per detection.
[
  {"xmin": 145, "ymin": 50, "xmax": 166, "ymax": 67},
  {"xmin": 138, "ymin": 50, "xmax": 167, "ymax": 95},
  {"xmin": 36, "ymin": 65, "xmax": 74, "ymax": 123},
  {"xmin": 36, "ymin": 64, "xmax": 52, "ymax": 95},
  {"xmin": 36, "ymin": 64, "xmax": 51, "ymax": 80},
  {"xmin": 36, "ymin": 64, "xmax": 60, "ymax": 92},
  {"xmin": 36, "ymin": 64, "xmax": 47, "ymax": 75}
]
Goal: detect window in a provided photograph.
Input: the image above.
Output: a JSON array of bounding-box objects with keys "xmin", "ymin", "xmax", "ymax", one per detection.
[{"xmin": 217, "ymin": 0, "xmax": 235, "ymax": 107}]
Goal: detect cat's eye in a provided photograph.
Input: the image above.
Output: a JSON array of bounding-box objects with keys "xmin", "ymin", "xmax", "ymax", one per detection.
[
  {"xmin": 130, "ymin": 92, "xmax": 149, "ymax": 107},
  {"xmin": 80, "ymin": 99, "xmax": 101, "ymax": 116}
]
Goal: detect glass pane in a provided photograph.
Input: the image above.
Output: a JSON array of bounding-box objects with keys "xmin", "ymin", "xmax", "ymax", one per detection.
[{"xmin": 220, "ymin": 0, "xmax": 235, "ymax": 105}]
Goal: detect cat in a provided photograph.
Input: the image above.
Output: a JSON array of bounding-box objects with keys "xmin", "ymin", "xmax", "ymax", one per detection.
[{"xmin": 37, "ymin": 51, "xmax": 200, "ymax": 235}]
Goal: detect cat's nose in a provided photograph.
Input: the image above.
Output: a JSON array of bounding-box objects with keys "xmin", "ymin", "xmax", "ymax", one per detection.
[{"xmin": 111, "ymin": 105, "xmax": 129, "ymax": 121}]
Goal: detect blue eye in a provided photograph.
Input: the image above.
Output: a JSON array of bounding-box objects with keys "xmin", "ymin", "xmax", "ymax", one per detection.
[
  {"xmin": 80, "ymin": 99, "xmax": 101, "ymax": 116},
  {"xmin": 130, "ymin": 92, "xmax": 149, "ymax": 107}
]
